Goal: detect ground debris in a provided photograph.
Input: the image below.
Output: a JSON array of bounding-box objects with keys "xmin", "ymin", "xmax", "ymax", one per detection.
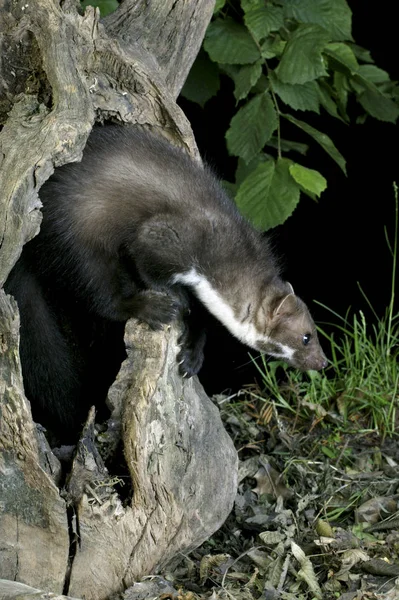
[
  {"xmin": 121, "ymin": 577, "xmax": 179, "ymax": 599},
  {"xmin": 159, "ymin": 391, "xmax": 399, "ymax": 599}
]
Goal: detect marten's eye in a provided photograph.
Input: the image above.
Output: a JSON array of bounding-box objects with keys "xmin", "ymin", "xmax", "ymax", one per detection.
[{"xmin": 302, "ymin": 333, "xmax": 312, "ymax": 346}]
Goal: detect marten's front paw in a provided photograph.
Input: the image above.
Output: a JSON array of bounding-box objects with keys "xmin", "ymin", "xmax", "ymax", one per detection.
[
  {"xmin": 176, "ymin": 328, "xmax": 206, "ymax": 378},
  {"xmin": 177, "ymin": 346, "xmax": 205, "ymax": 378},
  {"xmin": 139, "ymin": 292, "xmax": 183, "ymax": 330}
]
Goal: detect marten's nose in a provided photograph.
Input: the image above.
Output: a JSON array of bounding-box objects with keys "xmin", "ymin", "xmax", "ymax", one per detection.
[
  {"xmin": 310, "ymin": 355, "xmax": 328, "ymax": 370},
  {"xmin": 317, "ymin": 355, "xmax": 328, "ymax": 370}
]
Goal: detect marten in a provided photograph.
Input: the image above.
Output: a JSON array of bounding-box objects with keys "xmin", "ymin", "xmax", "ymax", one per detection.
[{"xmin": 5, "ymin": 126, "xmax": 327, "ymax": 441}]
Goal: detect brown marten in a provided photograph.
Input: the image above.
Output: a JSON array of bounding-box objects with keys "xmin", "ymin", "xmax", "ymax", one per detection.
[{"xmin": 5, "ymin": 126, "xmax": 326, "ymax": 441}]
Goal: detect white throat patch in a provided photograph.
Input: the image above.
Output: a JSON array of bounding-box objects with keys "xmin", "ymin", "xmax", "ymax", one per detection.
[
  {"xmin": 173, "ymin": 268, "xmax": 296, "ymax": 362},
  {"xmin": 269, "ymin": 345, "xmax": 295, "ymax": 361},
  {"xmin": 173, "ymin": 268, "xmax": 261, "ymax": 348}
]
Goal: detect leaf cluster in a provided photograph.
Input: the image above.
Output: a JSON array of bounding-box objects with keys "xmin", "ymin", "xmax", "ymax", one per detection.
[{"xmin": 182, "ymin": 0, "xmax": 399, "ymax": 230}]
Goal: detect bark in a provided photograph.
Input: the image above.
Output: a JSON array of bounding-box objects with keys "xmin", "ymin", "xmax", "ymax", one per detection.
[
  {"xmin": 0, "ymin": 579, "xmax": 80, "ymax": 600},
  {"xmin": 0, "ymin": 1, "xmax": 238, "ymax": 598},
  {"xmin": 0, "ymin": 293, "xmax": 70, "ymax": 594},
  {"xmin": 103, "ymin": 0, "xmax": 214, "ymax": 99}
]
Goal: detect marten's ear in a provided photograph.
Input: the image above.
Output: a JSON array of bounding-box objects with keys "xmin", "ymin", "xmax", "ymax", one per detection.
[
  {"xmin": 271, "ymin": 292, "xmax": 297, "ymax": 319},
  {"xmin": 287, "ymin": 281, "xmax": 295, "ymax": 295}
]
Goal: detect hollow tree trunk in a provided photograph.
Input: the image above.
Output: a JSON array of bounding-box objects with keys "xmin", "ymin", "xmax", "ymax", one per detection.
[{"xmin": 0, "ymin": 1, "xmax": 238, "ymax": 598}]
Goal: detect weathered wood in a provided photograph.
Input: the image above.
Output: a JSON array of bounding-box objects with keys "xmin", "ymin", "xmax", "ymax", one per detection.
[
  {"xmin": 0, "ymin": 0, "xmax": 202, "ymax": 287},
  {"xmin": 0, "ymin": 1, "xmax": 239, "ymax": 597},
  {"xmin": 0, "ymin": 579, "xmax": 80, "ymax": 600},
  {"xmin": 103, "ymin": 0, "xmax": 215, "ymax": 99},
  {"xmin": 65, "ymin": 321, "xmax": 237, "ymax": 599},
  {"xmin": 0, "ymin": 291, "xmax": 70, "ymax": 593}
]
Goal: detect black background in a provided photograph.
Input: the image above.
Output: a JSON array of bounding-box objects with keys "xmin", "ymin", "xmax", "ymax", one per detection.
[{"xmin": 178, "ymin": 0, "xmax": 399, "ymax": 393}]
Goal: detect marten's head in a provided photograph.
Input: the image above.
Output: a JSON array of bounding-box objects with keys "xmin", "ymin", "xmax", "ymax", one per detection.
[
  {"xmin": 175, "ymin": 271, "xmax": 327, "ymax": 371},
  {"xmin": 254, "ymin": 287, "xmax": 327, "ymax": 371}
]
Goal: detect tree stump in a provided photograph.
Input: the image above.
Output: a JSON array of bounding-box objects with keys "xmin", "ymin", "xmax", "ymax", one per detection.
[{"xmin": 0, "ymin": 1, "xmax": 239, "ymax": 598}]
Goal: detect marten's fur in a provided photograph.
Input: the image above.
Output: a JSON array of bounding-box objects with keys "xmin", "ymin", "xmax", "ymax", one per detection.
[{"xmin": 5, "ymin": 126, "xmax": 326, "ymax": 441}]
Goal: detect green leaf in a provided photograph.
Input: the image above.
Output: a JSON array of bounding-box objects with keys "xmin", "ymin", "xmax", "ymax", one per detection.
[
  {"xmin": 235, "ymin": 158, "xmax": 301, "ymax": 230},
  {"xmin": 81, "ymin": 0, "xmax": 118, "ymax": 15},
  {"xmin": 357, "ymin": 89, "xmax": 399, "ymax": 123},
  {"xmin": 181, "ymin": 52, "xmax": 220, "ymax": 107},
  {"xmin": 357, "ymin": 65, "xmax": 390, "ymax": 84},
  {"xmin": 235, "ymin": 153, "xmax": 271, "ymax": 186},
  {"xmin": 324, "ymin": 42, "xmax": 359, "ymax": 74},
  {"xmin": 236, "ymin": 161, "xmax": 275, "ymax": 229},
  {"xmin": 261, "ymin": 37, "xmax": 286, "ymax": 59},
  {"xmin": 350, "ymin": 70, "xmax": 399, "ymax": 123},
  {"xmin": 240, "ymin": 0, "xmax": 260, "ymax": 11},
  {"xmin": 214, "ymin": 0, "xmax": 226, "ymax": 13},
  {"xmin": 321, "ymin": 446, "xmax": 337, "ymax": 459},
  {"xmin": 270, "ymin": 73, "xmax": 320, "ymax": 113},
  {"xmin": 275, "ymin": 24, "xmax": 331, "ymax": 85},
  {"xmin": 282, "ymin": 113, "xmax": 347, "ymax": 174},
  {"xmin": 283, "ymin": 0, "xmax": 353, "ymax": 42},
  {"xmin": 226, "ymin": 92, "xmax": 278, "ymax": 162},
  {"xmin": 317, "ymin": 82, "xmax": 343, "ymax": 120},
  {"xmin": 266, "ymin": 137, "xmax": 309, "ymax": 155},
  {"xmin": 289, "ymin": 163, "xmax": 327, "ymax": 197},
  {"xmin": 334, "ymin": 72, "xmax": 350, "ymax": 118},
  {"xmin": 350, "ymin": 44, "xmax": 374, "ymax": 63},
  {"xmin": 225, "ymin": 62, "xmax": 264, "ymax": 102},
  {"xmin": 244, "ymin": 4, "xmax": 284, "ymax": 42},
  {"xmin": 204, "ymin": 18, "xmax": 261, "ymax": 65},
  {"xmin": 351, "ymin": 69, "xmax": 392, "ymax": 95},
  {"xmin": 251, "ymin": 74, "xmax": 270, "ymax": 94}
]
